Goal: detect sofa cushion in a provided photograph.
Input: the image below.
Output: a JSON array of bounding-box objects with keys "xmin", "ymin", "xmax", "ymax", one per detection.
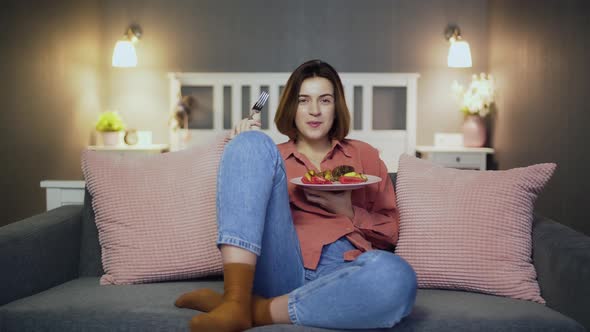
[
  {"xmin": 81, "ymin": 135, "xmax": 228, "ymax": 285},
  {"xmin": 0, "ymin": 277, "xmax": 221, "ymax": 332},
  {"xmin": 253, "ymin": 290, "xmax": 584, "ymax": 332},
  {"xmin": 394, "ymin": 155, "xmax": 555, "ymax": 304},
  {"xmin": 0, "ymin": 278, "xmax": 583, "ymax": 332}
]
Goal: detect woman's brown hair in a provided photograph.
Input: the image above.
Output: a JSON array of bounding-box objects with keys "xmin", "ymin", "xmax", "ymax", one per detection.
[{"xmin": 274, "ymin": 60, "xmax": 350, "ymax": 141}]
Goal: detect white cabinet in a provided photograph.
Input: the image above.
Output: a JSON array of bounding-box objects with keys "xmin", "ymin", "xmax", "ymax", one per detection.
[
  {"xmin": 40, "ymin": 180, "xmax": 85, "ymax": 211},
  {"xmin": 416, "ymin": 146, "xmax": 495, "ymax": 170}
]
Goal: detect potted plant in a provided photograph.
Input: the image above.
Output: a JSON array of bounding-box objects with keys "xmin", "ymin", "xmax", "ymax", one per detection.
[
  {"xmin": 452, "ymin": 73, "xmax": 496, "ymax": 147},
  {"xmin": 95, "ymin": 111, "xmax": 126, "ymax": 146}
]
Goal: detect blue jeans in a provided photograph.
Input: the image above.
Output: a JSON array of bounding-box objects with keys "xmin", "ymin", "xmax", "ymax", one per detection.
[{"xmin": 217, "ymin": 131, "xmax": 417, "ymax": 329}]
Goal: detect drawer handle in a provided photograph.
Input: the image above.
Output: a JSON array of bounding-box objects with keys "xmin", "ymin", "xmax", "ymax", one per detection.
[{"xmin": 456, "ymin": 157, "xmax": 461, "ymax": 163}]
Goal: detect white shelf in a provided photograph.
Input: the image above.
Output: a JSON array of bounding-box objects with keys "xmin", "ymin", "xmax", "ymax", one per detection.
[
  {"xmin": 86, "ymin": 144, "xmax": 169, "ymax": 152},
  {"xmin": 40, "ymin": 180, "xmax": 85, "ymax": 189},
  {"xmin": 416, "ymin": 145, "xmax": 494, "ymax": 154}
]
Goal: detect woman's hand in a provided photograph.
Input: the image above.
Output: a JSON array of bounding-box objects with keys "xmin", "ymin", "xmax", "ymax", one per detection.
[
  {"xmin": 230, "ymin": 112, "xmax": 261, "ymax": 139},
  {"xmin": 302, "ymin": 189, "xmax": 354, "ymax": 218}
]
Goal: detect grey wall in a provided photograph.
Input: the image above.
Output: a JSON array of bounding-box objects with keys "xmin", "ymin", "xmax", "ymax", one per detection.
[
  {"xmin": 488, "ymin": 0, "xmax": 590, "ymax": 235},
  {"xmin": 1, "ymin": 0, "xmax": 489, "ymax": 226},
  {"xmin": 100, "ymin": 0, "xmax": 489, "ymax": 144},
  {"xmin": 0, "ymin": 0, "xmax": 102, "ymax": 226}
]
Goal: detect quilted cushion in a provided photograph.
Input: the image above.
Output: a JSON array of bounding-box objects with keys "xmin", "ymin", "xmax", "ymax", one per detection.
[
  {"xmin": 81, "ymin": 135, "xmax": 227, "ymax": 285},
  {"xmin": 394, "ymin": 154, "xmax": 556, "ymax": 303}
]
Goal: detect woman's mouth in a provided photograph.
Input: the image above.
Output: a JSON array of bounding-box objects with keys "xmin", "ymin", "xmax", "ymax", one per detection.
[{"xmin": 307, "ymin": 121, "xmax": 322, "ymax": 128}]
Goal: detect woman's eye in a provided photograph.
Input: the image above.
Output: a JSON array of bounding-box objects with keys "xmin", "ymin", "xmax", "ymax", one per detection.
[
  {"xmin": 320, "ymin": 98, "xmax": 333, "ymax": 104},
  {"xmin": 298, "ymin": 98, "xmax": 308, "ymax": 104}
]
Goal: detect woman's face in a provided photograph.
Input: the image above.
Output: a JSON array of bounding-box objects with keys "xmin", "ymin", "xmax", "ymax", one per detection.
[{"xmin": 294, "ymin": 76, "xmax": 335, "ymax": 144}]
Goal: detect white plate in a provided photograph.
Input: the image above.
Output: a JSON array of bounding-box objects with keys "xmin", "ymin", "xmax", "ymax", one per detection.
[{"xmin": 290, "ymin": 175, "xmax": 382, "ymax": 191}]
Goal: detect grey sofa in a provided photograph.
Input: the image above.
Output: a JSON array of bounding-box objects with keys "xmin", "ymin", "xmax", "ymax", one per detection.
[{"xmin": 1, "ymin": 174, "xmax": 589, "ymax": 332}]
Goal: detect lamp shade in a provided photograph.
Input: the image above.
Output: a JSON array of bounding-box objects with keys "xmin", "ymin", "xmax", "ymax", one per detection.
[
  {"xmin": 112, "ymin": 40, "xmax": 137, "ymax": 67},
  {"xmin": 448, "ymin": 39, "xmax": 472, "ymax": 68}
]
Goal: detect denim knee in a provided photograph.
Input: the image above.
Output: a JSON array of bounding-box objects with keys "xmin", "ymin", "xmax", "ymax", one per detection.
[
  {"xmin": 222, "ymin": 131, "xmax": 283, "ymax": 178},
  {"xmin": 361, "ymin": 251, "xmax": 417, "ymax": 325},
  {"xmin": 228, "ymin": 131, "xmax": 277, "ymax": 153}
]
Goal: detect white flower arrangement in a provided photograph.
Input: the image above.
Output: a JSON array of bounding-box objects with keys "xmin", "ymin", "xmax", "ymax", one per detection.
[{"xmin": 452, "ymin": 73, "xmax": 496, "ymax": 117}]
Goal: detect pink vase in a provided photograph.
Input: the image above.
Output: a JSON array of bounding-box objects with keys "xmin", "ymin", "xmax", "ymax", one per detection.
[
  {"xmin": 101, "ymin": 131, "xmax": 120, "ymax": 146},
  {"xmin": 462, "ymin": 115, "xmax": 486, "ymax": 147}
]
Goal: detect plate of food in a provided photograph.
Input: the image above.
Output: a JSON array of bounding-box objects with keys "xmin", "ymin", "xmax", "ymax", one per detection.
[{"xmin": 290, "ymin": 165, "xmax": 382, "ymax": 191}]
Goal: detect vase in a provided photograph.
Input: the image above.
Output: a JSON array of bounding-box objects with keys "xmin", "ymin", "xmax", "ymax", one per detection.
[
  {"xmin": 101, "ymin": 131, "xmax": 120, "ymax": 146},
  {"xmin": 462, "ymin": 115, "xmax": 486, "ymax": 147}
]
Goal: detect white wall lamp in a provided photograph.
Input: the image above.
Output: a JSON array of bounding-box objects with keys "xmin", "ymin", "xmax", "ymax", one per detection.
[
  {"xmin": 112, "ymin": 24, "xmax": 142, "ymax": 68},
  {"xmin": 445, "ymin": 24, "xmax": 472, "ymax": 68}
]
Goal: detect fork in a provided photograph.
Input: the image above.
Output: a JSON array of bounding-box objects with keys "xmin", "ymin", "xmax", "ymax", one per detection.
[{"xmin": 248, "ymin": 91, "xmax": 270, "ymax": 120}]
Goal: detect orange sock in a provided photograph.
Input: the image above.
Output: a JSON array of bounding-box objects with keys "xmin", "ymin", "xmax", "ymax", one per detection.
[
  {"xmin": 176, "ymin": 288, "xmax": 274, "ymax": 326},
  {"xmin": 175, "ymin": 288, "xmax": 223, "ymax": 312},
  {"xmin": 188, "ymin": 263, "xmax": 254, "ymax": 332}
]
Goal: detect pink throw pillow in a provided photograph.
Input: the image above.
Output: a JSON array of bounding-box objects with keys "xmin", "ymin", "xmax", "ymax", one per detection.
[
  {"xmin": 81, "ymin": 136, "xmax": 228, "ymax": 285},
  {"xmin": 395, "ymin": 154, "xmax": 556, "ymax": 303}
]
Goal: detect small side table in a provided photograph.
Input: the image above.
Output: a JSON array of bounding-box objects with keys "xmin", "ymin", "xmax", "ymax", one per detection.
[
  {"xmin": 415, "ymin": 146, "xmax": 495, "ymax": 170},
  {"xmin": 40, "ymin": 180, "xmax": 86, "ymax": 211}
]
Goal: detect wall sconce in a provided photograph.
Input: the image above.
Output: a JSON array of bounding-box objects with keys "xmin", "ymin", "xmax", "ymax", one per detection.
[
  {"xmin": 444, "ymin": 24, "xmax": 472, "ymax": 68},
  {"xmin": 112, "ymin": 24, "xmax": 142, "ymax": 68}
]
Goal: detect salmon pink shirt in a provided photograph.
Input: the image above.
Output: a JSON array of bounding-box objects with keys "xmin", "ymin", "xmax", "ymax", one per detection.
[{"xmin": 277, "ymin": 138, "xmax": 399, "ymax": 270}]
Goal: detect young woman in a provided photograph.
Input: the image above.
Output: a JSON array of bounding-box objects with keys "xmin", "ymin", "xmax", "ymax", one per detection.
[{"xmin": 175, "ymin": 60, "xmax": 417, "ymax": 331}]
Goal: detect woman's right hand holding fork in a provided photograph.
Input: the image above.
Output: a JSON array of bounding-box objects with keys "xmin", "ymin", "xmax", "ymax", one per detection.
[
  {"xmin": 230, "ymin": 112, "xmax": 261, "ymax": 139},
  {"xmin": 230, "ymin": 91, "xmax": 269, "ymax": 139}
]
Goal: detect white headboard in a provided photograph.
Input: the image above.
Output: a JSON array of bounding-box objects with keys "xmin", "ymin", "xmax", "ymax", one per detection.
[{"xmin": 168, "ymin": 72, "xmax": 419, "ymax": 171}]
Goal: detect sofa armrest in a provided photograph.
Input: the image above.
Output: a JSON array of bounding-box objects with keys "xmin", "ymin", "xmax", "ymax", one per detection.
[
  {"xmin": 0, "ymin": 205, "xmax": 83, "ymax": 306},
  {"xmin": 532, "ymin": 214, "xmax": 590, "ymax": 330}
]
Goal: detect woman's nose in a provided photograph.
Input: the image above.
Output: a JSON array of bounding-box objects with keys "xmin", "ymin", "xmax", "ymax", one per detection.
[{"xmin": 309, "ymin": 102, "xmax": 321, "ymax": 116}]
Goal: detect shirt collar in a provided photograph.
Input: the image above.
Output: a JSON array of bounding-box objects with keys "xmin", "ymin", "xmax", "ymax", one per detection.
[{"xmin": 280, "ymin": 138, "xmax": 352, "ymax": 160}]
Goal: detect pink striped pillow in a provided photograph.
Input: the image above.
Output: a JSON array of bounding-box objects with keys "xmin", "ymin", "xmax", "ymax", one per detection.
[
  {"xmin": 81, "ymin": 135, "xmax": 228, "ymax": 285},
  {"xmin": 395, "ymin": 154, "xmax": 556, "ymax": 303}
]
